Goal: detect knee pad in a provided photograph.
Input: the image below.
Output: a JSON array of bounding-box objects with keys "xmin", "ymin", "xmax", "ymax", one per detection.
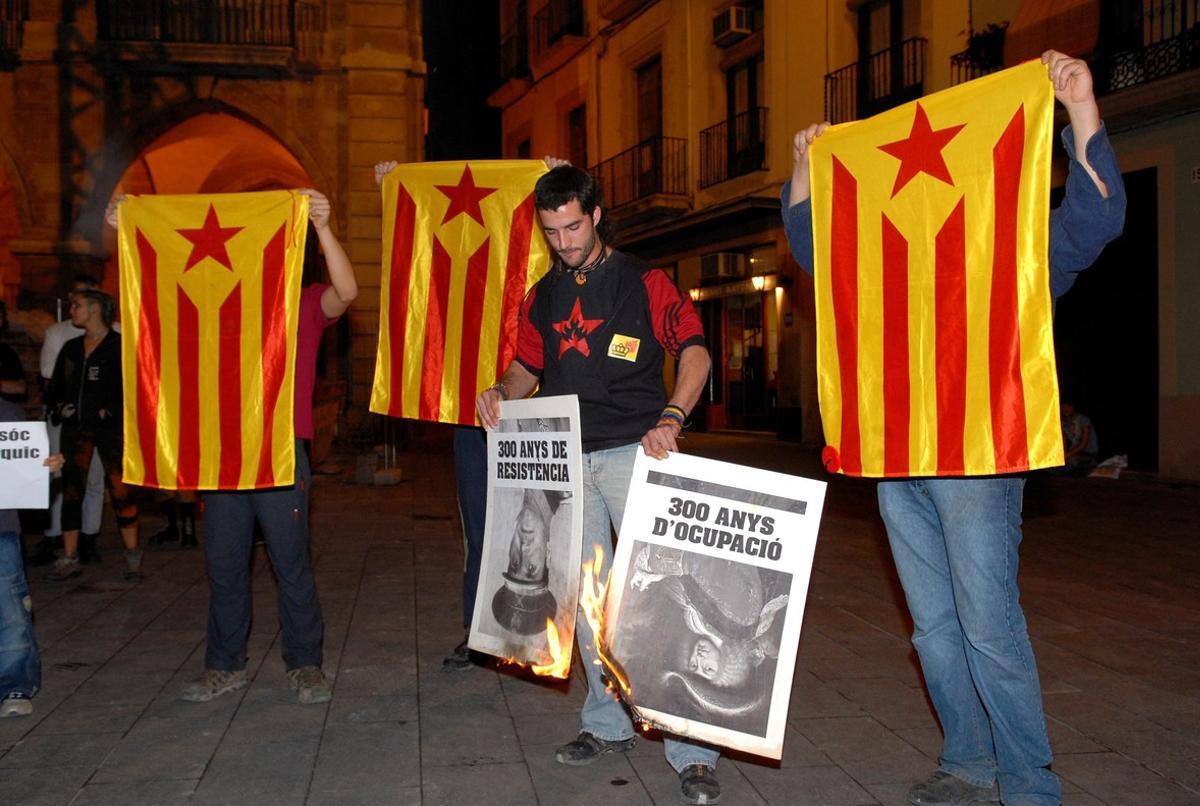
[{"xmin": 116, "ymin": 510, "xmax": 139, "ymax": 529}]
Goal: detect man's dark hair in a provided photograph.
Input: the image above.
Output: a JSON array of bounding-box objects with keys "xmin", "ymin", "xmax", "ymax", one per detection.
[
  {"xmin": 534, "ymin": 166, "xmax": 612, "ymax": 241},
  {"xmin": 71, "ymin": 274, "xmax": 100, "ymax": 289},
  {"xmin": 77, "ymin": 288, "xmax": 115, "ymax": 328}
]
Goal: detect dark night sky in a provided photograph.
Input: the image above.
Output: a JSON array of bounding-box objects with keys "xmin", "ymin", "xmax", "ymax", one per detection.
[{"xmin": 422, "ymin": 1, "xmax": 502, "ymax": 160}]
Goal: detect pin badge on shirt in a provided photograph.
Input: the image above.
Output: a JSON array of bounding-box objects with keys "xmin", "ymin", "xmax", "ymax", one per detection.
[{"xmin": 607, "ymin": 334, "xmax": 640, "ymax": 362}]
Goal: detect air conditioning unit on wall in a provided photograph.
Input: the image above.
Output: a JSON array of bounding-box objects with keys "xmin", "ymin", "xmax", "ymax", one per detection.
[
  {"xmin": 712, "ymin": 5, "xmax": 754, "ymax": 47},
  {"xmin": 701, "ymin": 252, "xmax": 745, "ymax": 282}
]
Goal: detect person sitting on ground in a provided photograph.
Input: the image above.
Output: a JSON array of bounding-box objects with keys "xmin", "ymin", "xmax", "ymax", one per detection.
[{"xmin": 1060, "ymin": 401, "xmax": 1099, "ymax": 476}]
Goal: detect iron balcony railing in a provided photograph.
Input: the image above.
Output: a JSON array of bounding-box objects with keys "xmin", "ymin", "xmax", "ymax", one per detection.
[
  {"xmin": 950, "ymin": 48, "xmax": 1003, "ymax": 86},
  {"xmin": 0, "ymin": 0, "xmax": 29, "ymax": 65},
  {"xmin": 499, "ymin": 20, "xmax": 529, "ymax": 82},
  {"xmin": 591, "ymin": 136, "xmax": 687, "ymax": 210},
  {"xmin": 97, "ymin": 0, "xmax": 297, "ymax": 47},
  {"xmin": 699, "ymin": 106, "xmax": 767, "ymax": 188},
  {"xmin": 533, "ymin": 0, "xmax": 584, "ymax": 60},
  {"xmin": 825, "ymin": 37, "xmax": 926, "ymax": 124},
  {"xmin": 1094, "ymin": 0, "xmax": 1199, "ymax": 94}
]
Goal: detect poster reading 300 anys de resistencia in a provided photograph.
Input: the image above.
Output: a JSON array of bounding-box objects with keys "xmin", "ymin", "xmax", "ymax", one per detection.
[
  {"xmin": 604, "ymin": 449, "xmax": 826, "ymax": 760},
  {"xmin": 468, "ymin": 395, "xmax": 583, "ymax": 672}
]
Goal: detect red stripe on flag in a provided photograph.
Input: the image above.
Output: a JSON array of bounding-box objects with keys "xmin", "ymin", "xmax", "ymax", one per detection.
[
  {"xmin": 881, "ymin": 214, "xmax": 909, "ymax": 476},
  {"xmin": 419, "ymin": 237, "xmax": 452, "ymax": 421},
  {"xmin": 134, "ymin": 230, "xmax": 161, "ymax": 488},
  {"xmin": 457, "ymin": 238, "xmax": 490, "ymax": 425},
  {"xmin": 176, "ymin": 287, "xmax": 201, "ymax": 488},
  {"xmin": 830, "ymin": 157, "xmax": 861, "ymax": 475},
  {"xmin": 496, "ymin": 192, "xmax": 536, "ymax": 372},
  {"xmin": 257, "ymin": 226, "xmax": 288, "ymax": 487},
  {"xmin": 935, "ymin": 198, "xmax": 968, "ymax": 474},
  {"xmin": 387, "ymin": 185, "xmax": 417, "ymax": 417},
  {"xmin": 218, "ymin": 283, "xmax": 243, "ymax": 488},
  {"xmin": 989, "ymin": 105, "xmax": 1030, "ymax": 471}
]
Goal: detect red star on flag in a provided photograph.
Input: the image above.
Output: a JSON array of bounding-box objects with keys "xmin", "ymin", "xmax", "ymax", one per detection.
[
  {"xmin": 434, "ymin": 164, "xmax": 498, "ymax": 226},
  {"xmin": 553, "ymin": 297, "xmax": 604, "ymax": 358},
  {"xmin": 176, "ymin": 204, "xmax": 244, "ymax": 272},
  {"xmin": 877, "ymin": 103, "xmax": 966, "ymax": 198}
]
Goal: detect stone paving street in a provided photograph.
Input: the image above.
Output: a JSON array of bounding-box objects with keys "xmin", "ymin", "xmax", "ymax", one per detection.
[{"xmin": 1, "ymin": 430, "xmax": 1198, "ymax": 805}]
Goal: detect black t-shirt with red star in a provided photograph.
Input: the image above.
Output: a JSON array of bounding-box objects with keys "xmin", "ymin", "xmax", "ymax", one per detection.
[{"xmin": 516, "ymin": 249, "xmax": 705, "ymax": 452}]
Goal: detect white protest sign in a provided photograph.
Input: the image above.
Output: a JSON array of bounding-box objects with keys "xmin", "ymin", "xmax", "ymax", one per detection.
[
  {"xmin": 604, "ymin": 448, "xmax": 826, "ymax": 760},
  {"xmin": 0, "ymin": 421, "xmax": 50, "ymax": 510},
  {"xmin": 469, "ymin": 394, "xmax": 584, "ymax": 674}
]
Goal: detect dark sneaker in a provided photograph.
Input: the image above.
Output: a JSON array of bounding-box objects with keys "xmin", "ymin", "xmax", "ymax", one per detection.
[
  {"xmin": 554, "ymin": 731, "xmax": 636, "ymax": 766},
  {"xmin": 180, "ymin": 669, "xmax": 248, "ymax": 702},
  {"xmin": 0, "ymin": 694, "xmax": 33, "ymax": 718},
  {"xmin": 45, "ymin": 555, "xmax": 82, "ymax": 582},
  {"xmin": 78, "ymin": 533, "xmax": 102, "ymax": 565},
  {"xmin": 679, "ymin": 764, "xmax": 721, "ymax": 805},
  {"xmin": 442, "ymin": 638, "xmax": 484, "ymax": 672},
  {"xmin": 908, "ymin": 770, "xmax": 1000, "ymax": 805},
  {"xmin": 28, "ymin": 535, "xmax": 61, "ymax": 566},
  {"xmin": 287, "ymin": 665, "xmax": 332, "ymax": 704},
  {"xmin": 123, "ymin": 548, "xmax": 145, "ymax": 582}
]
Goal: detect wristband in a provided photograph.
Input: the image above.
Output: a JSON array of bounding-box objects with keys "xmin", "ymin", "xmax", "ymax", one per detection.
[
  {"xmin": 490, "ymin": 382, "xmax": 509, "ymax": 400},
  {"xmin": 655, "ymin": 418, "xmax": 683, "ymax": 432}
]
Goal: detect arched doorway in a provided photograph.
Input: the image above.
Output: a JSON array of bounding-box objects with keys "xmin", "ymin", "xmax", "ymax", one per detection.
[{"xmin": 103, "ymin": 109, "xmax": 317, "ymax": 298}]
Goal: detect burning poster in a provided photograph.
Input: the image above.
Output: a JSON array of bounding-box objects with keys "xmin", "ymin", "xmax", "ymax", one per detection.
[
  {"xmin": 603, "ymin": 450, "xmax": 826, "ymax": 759},
  {"xmin": 468, "ymin": 395, "xmax": 583, "ymax": 675}
]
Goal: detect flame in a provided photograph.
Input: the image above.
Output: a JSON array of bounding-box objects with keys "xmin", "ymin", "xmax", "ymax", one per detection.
[
  {"xmin": 530, "ymin": 618, "xmax": 570, "ymax": 678},
  {"xmin": 579, "ymin": 544, "xmax": 632, "ymax": 697}
]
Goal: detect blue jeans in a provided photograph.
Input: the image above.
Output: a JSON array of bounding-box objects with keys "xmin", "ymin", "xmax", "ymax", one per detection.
[
  {"xmin": 576, "ymin": 444, "xmax": 720, "ymax": 774},
  {"xmin": 201, "ymin": 442, "xmax": 323, "ymax": 672},
  {"xmin": 878, "ymin": 478, "xmax": 1060, "ymax": 806},
  {"xmin": 0, "ymin": 531, "xmax": 40, "ymax": 700},
  {"xmin": 453, "ymin": 426, "xmax": 487, "ymax": 629}
]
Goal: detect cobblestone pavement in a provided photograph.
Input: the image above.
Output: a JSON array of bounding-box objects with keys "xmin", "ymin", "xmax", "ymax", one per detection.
[{"xmin": 1, "ymin": 430, "xmax": 1197, "ymax": 805}]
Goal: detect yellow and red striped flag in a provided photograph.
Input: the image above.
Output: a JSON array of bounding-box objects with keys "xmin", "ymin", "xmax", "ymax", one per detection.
[
  {"xmin": 370, "ymin": 160, "xmax": 551, "ymax": 424},
  {"xmin": 809, "ymin": 61, "xmax": 1060, "ymax": 477},
  {"xmin": 117, "ymin": 191, "xmax": 308, "ymax": 490}
]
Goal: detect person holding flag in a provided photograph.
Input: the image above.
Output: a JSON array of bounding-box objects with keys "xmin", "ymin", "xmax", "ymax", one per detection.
[
  {"xmin": 782, "ymin": 52, "xmax": 1126, "ymax": 806},
  {"xmin": 105, "ymin": 188, "xmax": 357, "ymax": 705},
  {"xmin": 477, "ymin": 164, "xmax": 720, "ymax": 806}
]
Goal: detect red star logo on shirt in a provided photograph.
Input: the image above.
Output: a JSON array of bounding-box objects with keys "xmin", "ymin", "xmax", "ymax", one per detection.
[
  {"xmin": 176, "ymin": 204, "xmax": 244, "ymax": 272},
  {"xmin": 552, "ymin": 297, "xmax": 604, "ymax": 358},
  {"xmin": 877, "ymin": 103, "xmax": 966, "ymax": 198},
  {"xmin": 434, "ymin": 164, "xmax": 498, "ymax": 226}
]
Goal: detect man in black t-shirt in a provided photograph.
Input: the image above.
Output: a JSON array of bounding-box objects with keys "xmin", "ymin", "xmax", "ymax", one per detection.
[{"xmin": 477, "ymin": 165, "xmax": 719, "ymax": 806}]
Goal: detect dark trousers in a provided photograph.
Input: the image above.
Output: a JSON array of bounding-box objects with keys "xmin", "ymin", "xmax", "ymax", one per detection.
[
  {"xmin": 201, "ymin": 441, "xmax": 323, "ymax": 672},
  {"xmin": 61, "ymin": 427, "xmax": 136, "ymax": 532},
  {"xmin": 453, "ymin": 426, "xmax": 487, "ymax": 628}
]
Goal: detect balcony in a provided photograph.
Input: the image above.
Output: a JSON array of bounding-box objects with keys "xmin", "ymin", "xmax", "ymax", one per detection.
[
  {"xmin": 699, "ymin": 107, "xmax": 767, "ymax": 189},
  {"xmin": 488, "ymin": 19, "xmax": 532, "ymax": 108},
  {"xmin": 599, "ymin": 0, "xmax": 654, "ymax": 23},
  {"xmin": 950, "ymin": 22, "xmax": 1007, "ymax": 86},
  {"xmin": 95, "ymin": 0, "xmax": 321, "ymax": 73},
  {"xmin": 1093, "ymin": 0, "xmax": 1199, "ymax": 95},
  {"xmin": 533, "ymin": 0, "xmax": 585, "ymax": 74},
  {"xmin": 0, "ymin": 0, "xmax": 28, "ymax": 70},
  {"xmin": 824, "ymin": 37, "xmax": 927, "ymax": 124},
  {"xmin": 591, "ymin": 136, "xmax": 688, "ymax": 222}
]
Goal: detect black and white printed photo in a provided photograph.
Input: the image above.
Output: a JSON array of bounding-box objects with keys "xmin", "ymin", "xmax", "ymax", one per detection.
[
  {"xmin": 603, "ymin": 449, "xmax": 825, "ymax": 759},
  {"xmin": 611, "ymin": 541, "xmax": 791, "ymax": 738},
  {"xmin": 469, "ymin": 397, "xmax": 583, "ymax": 670}
]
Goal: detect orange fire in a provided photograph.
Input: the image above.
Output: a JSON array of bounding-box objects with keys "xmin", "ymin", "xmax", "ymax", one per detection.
[
  {"xmin": 578, "ymin": 544, "xmax": 632, "ymax": 697},
  {"xmin": 530, "ymin": 617, "xmax": 570, "ymax": 678}
]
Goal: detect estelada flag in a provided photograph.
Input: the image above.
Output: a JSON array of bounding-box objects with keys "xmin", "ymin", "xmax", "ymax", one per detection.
[
  {"xmin": 809, "ymin": 61, "xmax": 1061, "ymax": 478},
  {"xmin": 370, "ymin": 160, "xmax": 551, "ymax": 424},
  {"xmin": 117, "ymin": 191, "xmax": 308, "ymax": 490}
]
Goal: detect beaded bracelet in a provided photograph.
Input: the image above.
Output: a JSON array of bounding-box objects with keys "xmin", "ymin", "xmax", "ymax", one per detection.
[{"xmin": 489, "ymin": 382, "xmax": 509, "ymax": 400}]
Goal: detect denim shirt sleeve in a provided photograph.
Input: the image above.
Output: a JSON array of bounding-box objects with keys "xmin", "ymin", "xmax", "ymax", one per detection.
[
  {"xmin": 779, "ymin": 180, "xmax": 816, "ymax": 277},
  {"xmin": 1048, "ymin": 123, "xmax": 1126, "ymax": 299}
]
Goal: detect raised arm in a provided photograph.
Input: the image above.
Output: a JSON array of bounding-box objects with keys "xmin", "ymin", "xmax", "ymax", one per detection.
[{"xmin": 299, "ymin": 189, "xmax": 358, "ymax": 318}]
